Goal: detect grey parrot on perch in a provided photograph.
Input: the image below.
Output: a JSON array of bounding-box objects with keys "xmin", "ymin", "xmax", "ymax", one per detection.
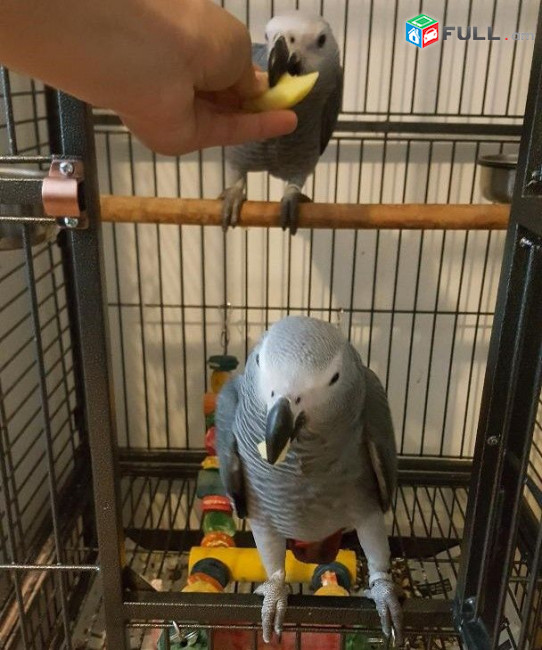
[
  {"xmin": 215, "ymin": 316, "xmax": 403, "ymax": 644},
  {"xmin": 222, "ymin": 11, "xmax": 343, "ymax": 234}
]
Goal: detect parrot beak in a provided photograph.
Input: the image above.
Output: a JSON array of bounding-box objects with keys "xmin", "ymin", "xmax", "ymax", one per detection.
[
  {"xmin": 286, "ymin": 52, "xmax": 302, "ymax": 76},
  {"xmin": 268, "ymin": 35, "xmax": 290, "ymax": 87},
  {"xmin": 265, "ymin": 397, "xmax": 295, "ymax": 464}
]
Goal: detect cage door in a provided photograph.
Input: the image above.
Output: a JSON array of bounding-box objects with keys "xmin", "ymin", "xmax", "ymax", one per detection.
[{"xmin": 454, "ymin": 4, "xmax": 542, "ymax": 649}]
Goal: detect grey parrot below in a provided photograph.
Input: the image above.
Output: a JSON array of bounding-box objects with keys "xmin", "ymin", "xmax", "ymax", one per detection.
[
  {"xmin": 221, "ymin": 11, "xmax": 343, "ymax": 234},
  {"xmin": 215, "ymin": 316, "xmax": 403, "ymax": 644}
]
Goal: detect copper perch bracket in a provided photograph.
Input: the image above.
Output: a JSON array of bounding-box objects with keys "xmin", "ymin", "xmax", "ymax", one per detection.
[{"xmin": 42, "ymin": 158, "xmax": 87, "ymax": 229}]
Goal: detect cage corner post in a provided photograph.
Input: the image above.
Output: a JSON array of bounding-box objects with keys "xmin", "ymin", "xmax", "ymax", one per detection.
[
  {"xmin": 46, "ymin": 90, "xmax": 129, "ymax": 648},
  {"xmin": 454, "ymin": 2, "xmax": 542, "ymax": 647}
]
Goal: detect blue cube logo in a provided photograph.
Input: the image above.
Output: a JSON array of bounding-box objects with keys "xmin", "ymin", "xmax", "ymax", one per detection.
[
  {"xmin": 406, "ymin": 14, "xmax": 439, "ymax": 49},
  {"xmin": 406, "ymin": 23, "xmax": 422, "ymax": 47}
]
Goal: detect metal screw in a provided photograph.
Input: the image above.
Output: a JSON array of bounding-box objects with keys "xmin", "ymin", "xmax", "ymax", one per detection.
[
  {"xmin": 519, "ymin": 236, "xmax": 532, "ymax": 248},
  {"xmin": 59, "ymin": 161, "xmax": 74, "ymax": 176},
  {"xmin": 462, "ymin": 597, "xmax": 477, "ymax": 621},
  {"xmin": 487, "ymin": 436, "xmax": 499, "ymax": 446},
  {"xmin": 63, "ymin": 217, "xmax": 79, "ymax": 229}
]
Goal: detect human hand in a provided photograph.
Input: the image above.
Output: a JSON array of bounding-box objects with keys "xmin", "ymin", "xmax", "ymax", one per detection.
[
  {"xmin": 0, "ymin": 0, "xmax": 297, "ymax": 156},
  {"xmin": 119, "ymin": 0, "xmax": 297, "ymax": 155}
]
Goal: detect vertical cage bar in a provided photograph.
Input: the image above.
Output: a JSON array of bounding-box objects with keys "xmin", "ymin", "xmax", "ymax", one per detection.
[
  {"xmin": 45, "ymin": 91, "xmax": 127, "ymax": 648},
  {"xmin": 0, "ymin": 67, "xmax": 18, "ymax": 154}
]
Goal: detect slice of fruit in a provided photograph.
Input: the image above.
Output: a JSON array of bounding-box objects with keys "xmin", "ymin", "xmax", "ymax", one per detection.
[{"xmin": 243, "ymin": 71, "xmax": 319, "ymax": 112}]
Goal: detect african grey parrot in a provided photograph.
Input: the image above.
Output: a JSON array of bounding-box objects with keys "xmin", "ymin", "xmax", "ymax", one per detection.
[
  {"xmin": 215, "ymin": 316, "xmax": 403, "ymax": 644},
  {"xmin": 221, "ymin": 11, "xmax": 343, "ymax": 234}
]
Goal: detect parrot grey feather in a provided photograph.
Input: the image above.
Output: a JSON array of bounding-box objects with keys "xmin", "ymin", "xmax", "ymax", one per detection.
[
  {"xmin": 252, "ymin": 43, "xmax": 269, "ymax": 71},
  {"xmin": 222, "ymin": 12, "xmax": 344, "ymax": 233},
  {"xmin": 215, "ymin": 316, "xmax": 402, "ymax": 643},
  {"xmin": 215, "ymin": 377, "xmax": 247, "ymax": 518},
  {"xmin": 320, "ymin": 70, "xmax": 343, "ymax": 155},
  {"xmin": 362, "ymin": 367, "xmax": 398, "ymax": 512}
]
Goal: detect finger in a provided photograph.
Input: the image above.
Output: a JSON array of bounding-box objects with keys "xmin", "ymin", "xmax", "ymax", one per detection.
[
  {"xmin": 120, "ymin": 100, "xmax": 297, "ymax": 156},
  {"xmin": 193, "ymin": 100, "xmax": 297, "ymax": 150},
  {"xmin": 197, "ymin": 70, "xmax": 269, "ymax": 109},
  {"xmin": 232, "ymin": 63, "xmax": 268, "ymax": 99},
  {"xmin": 254, "ymin": 70, "xmax": 269, "ymax": 95},
  {"xmin": 195, "ymin": 89, "xmax": 242, "ymax": 109}
]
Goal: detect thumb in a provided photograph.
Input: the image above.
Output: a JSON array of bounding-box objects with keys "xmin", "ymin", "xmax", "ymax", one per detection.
[{"xmin": 231, "ymin": 65, "xmax": 269, "ymax": 99}]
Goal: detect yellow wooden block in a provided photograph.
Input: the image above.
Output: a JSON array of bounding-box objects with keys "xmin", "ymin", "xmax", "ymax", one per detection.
[
  {"xmin": 188, "ymin": 546, "xmax": 356, "ymax": 585},
  {"xmin": 201, "ymin": 455, "xmax": 220, "ymax": 470}
]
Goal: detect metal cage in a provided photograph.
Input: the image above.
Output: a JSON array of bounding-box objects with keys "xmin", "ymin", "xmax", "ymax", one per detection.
[{"xmin": 1, "ymin": 1, "xmax": 541, "ymax": 649}]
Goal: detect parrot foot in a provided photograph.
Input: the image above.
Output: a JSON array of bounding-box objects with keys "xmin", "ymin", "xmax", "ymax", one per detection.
[
  {"xmin": 254, "ymin": 569, "xmax": 289, "ymax": 643},
  {"xmin": 280, "ymin": 185, "xmax": 311, "ymax": 235},
  {"xmin": 220, "ymin": 181, "xmax": 246, "ymax": 231},
  {"xmin": 364, "ymin": 578, "xmax": 404, "ymax": 646}
]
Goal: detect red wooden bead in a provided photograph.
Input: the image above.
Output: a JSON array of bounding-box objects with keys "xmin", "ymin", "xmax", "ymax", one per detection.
[
  {"xmin": 202, "ymin": 495, "xmax": 232, "ymax": 513},
  {"xmin": 204, "ymin": 426, "xmax": 217, "ymax": 455}
]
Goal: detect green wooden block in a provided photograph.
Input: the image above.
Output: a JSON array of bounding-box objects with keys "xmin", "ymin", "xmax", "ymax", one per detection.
[
  {"xmin": 202, "ymin": 511, "xmax": 236, "ymax": 536},
  {"xmin": 196, "ymin": 469, "xmax": 226, "ymax": 499}
]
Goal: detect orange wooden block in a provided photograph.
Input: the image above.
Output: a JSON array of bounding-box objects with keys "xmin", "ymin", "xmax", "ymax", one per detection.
[{"xmin": 203, "ymin": 392, "xmax": 217, "ymax": 415}]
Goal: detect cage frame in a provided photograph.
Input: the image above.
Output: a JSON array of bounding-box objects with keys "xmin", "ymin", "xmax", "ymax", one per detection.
[
  {"xmin": 454, "ymin": 4, "xmax": 542, "ymax": 646},
  {"xmin": 1, "ymin": 2, "xmax": 542, "ymax": 648}
]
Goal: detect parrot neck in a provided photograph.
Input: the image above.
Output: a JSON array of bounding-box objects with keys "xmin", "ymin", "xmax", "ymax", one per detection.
[{"xmin": 302, "ymin": 405, "xmax": 361, "ymax": 438}]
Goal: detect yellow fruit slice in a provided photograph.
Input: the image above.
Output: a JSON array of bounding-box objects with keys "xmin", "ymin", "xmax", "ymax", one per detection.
[{"xmin": 243, "ymin": 71, "xmax": 319, "ymax": 112}]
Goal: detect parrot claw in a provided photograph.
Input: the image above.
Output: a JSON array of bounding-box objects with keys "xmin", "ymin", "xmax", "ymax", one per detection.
[
  {"xmin": 364, "ymin": 578, "xmax": 404, "ymax": 646},
  {"xmin": 280, "ymin": 186, "xmax": 311, "ymax": 235},
  {"xmin": 221, "ymin": 184, "xmax": 246, "ymax": 231},
  {"xmin": 254, "ymin": 569, "xmax": 289, "ymax": 643}
]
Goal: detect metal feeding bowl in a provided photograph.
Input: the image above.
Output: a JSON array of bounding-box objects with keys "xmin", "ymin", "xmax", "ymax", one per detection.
[
  {"xmin": 478, "ymin": 153, "xmax": 518, "ymax": 203},
  {"xmin": 0, "ymin": 166, "xmax": 57, "ymax": 251}
]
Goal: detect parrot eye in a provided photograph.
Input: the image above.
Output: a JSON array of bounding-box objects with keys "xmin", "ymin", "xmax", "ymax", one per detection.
[
  {"xmin": 256, "ymin": 354, "xmax": 260, "ymax": 366},
  {"xmin": 271, "ymin": 391, "xmax": 275, "ymax": 398},
  {"xmin": 295, "ymin": 396, "xmax": 301, "ymax": 405},
  {"xmin": 317, "ymin": 33, "xmax": 326, "ymax": 47},
  {"xmin": 329, "ymin": 372, "xmax": 340, "ymax": 385},
  {"xmin": 289, "ymin": 36, "xmax": 295, "ymax": 44}
]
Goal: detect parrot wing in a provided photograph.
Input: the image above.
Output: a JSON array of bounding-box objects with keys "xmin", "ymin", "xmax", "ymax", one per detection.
[
  {"xmin": 362, "ymin": 367, "xmax": 398, "ymax": 512},
  {"xmin": 252, "ymin": 43, "xmax": 269, "ymax": 72},
  {"xmin": 215, "ymin": 376, "xmax": 247, "ymax": 518},
  {"xmin": 320, "ymin": 69, "xmax": 343, "ymax": 155}
]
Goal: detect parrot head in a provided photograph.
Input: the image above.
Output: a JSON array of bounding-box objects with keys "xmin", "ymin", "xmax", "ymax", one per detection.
[
  {"xmin": 265, "ymin": 12, "xmax": 340, "ymax": 88},
  {"xmin": 255, "ymin": 316, "xmax": 355, "ymax": 465}
]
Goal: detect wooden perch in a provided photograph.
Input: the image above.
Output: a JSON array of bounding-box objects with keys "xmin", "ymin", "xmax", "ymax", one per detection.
[{"xmin": 99, "ymin": 195, "xmax": 509, "ymax": 230}]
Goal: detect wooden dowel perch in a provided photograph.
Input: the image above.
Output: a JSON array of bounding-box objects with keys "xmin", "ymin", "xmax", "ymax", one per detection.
[{"xmin": 100, "ymin": 195, "xmax": 509, "ymax": 230}]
